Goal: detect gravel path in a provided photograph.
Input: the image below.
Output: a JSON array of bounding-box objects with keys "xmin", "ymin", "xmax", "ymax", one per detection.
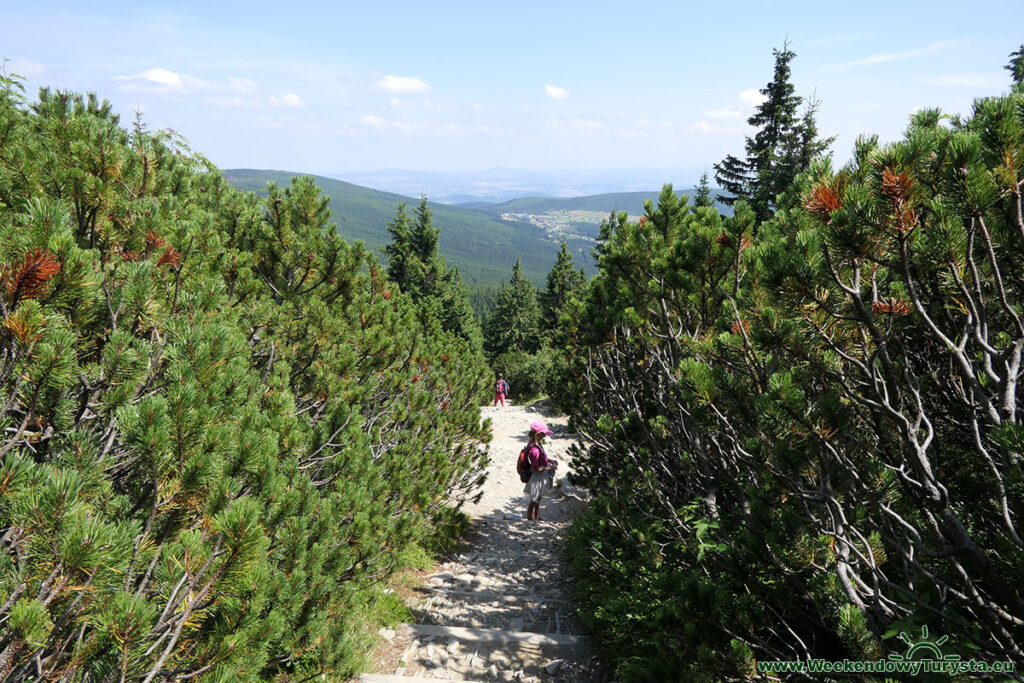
[{"xmin": 362, "ymin": 402, "xmax": 602, "ymax": 683}]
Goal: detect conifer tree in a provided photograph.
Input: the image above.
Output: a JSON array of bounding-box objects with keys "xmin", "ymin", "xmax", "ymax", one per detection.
[
  {"xmin": 693, "ymin": 170, "xmax": 715, "ymax": 210},
  {"xmin": 408, "ymin": 196, "xmax": 446, "ymax": 298},
  {"xmin": 1007, "ymin": 43, "xmax": 1024, "ymax": 89},
  {"xmin": 541, "ymin": 241, "xmax": 586, "ymax": 337},
  {"xmin": 384, "ymin": 201, "xmax": 413, "ymax": 288},
  {"xmin": 384, "ymin": 197, "xmax": 482, "ymax": 346},
  {"xmin": 439, "ymin": 266, "xmax": 483, "ymax": 349},
  {"xmin": 484, "ymin": 257, "xmax": 541, "ymax": 359},
  {"xmin": 713, "ymin": 42, "xmax": 831, "ymax": 222}
]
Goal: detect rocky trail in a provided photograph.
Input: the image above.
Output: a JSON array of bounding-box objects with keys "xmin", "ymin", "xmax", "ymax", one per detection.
[{"xmin": 359, "ymin": 402, "xmax": 603, "ymax": 683}]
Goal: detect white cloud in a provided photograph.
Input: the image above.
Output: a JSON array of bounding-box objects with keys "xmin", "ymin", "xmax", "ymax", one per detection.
[
  {"xmin": 700, "ymin": 90, "xmax": 764, "ymax": 124},
  {"xmin": 117, "ymin": 68, "xmax": 185, "ymax": 89},
  {"xmin": 359, "ymin": 114, "xmax": 389, "ymax": 129},
  {"xmin": 824, "ymin": 40, "xmax": 962, "ymax": 70},
  {"xmin": 337, "ymin": 124, "xmax": 369, "ymax": 137},
  {"xmin": 139, "ymin": 68, "xmax": 182, "ymax": 87},
  {"xmin": 545, "ymin": 84, "xmax": 569, "ymax": 100},
  {"xmin": 738, "ymin": 88, "xmax": 766, "ymax": 106},
  {"xmin": 275, "ymin": 93, "xmax": 306, "ymax": 107},
  {"xmin": 116, "ymin": 68, "xmax": 262, "ymax": 96},
  {"xmin": 377, "ymin": 75, "xmax": 432, "ymax": 94}
]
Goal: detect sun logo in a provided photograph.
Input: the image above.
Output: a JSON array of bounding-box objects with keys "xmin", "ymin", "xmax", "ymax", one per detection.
[{"xmin": 888, "ymin": 626, "xmax": 961, "ymax": 662}]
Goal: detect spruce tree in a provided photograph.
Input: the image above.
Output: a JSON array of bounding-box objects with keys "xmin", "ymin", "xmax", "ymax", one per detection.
[
  {"xmin": 1007, "ymin": 43, "xmax": 1024, "ymax": 89},
  {"xmin": 693, "ymin": 170, "xmax": 715, "ymax": 210},
  {"xmin": 484, "ymin": 257, "xmax": 541, "ymax": 359},
  {"xmin": 438, "ymin": 266, "xmax": 484, "ymax": 349},
  {"xmin": 711, "ymin": 152, "xmax": 752, "ymax": 209},
  {"xmin": 384, "ymin": 201, "xmax": 413, "ymax": 288},
  {"xmin": 541, "ymin": 241, "xmax": 586, "ymax": 338},
  {"xmin": 383, "ymin": 197, "xmax": 482, "ymax": 346},
  {"xmin": 713, "ymin": 42, "xmax": 831, "ymax": 222},
  {"xmin": 408, "ymin": 196, "xmax": 446, "ymax": 298}
]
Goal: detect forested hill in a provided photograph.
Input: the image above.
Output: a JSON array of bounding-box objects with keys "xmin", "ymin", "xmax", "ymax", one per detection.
[{"xmin": 223, "ymin": 169, "xmax": 592, "ymax": 286}]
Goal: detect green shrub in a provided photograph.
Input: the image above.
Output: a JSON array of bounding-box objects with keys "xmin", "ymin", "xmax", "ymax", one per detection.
[
  {"xmin": 492, "ymin": 348, "xmax": 554, "ymax": 401},
  {"xmin": 0, "ymin": 83, "xmax": 491, "ymax": 681},
  {"xmin": 560, "ymin": 73, "xmax": 1024, "ymax": 678}
]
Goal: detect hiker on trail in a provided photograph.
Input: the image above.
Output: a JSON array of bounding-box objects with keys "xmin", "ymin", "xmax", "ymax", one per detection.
[
  {"xmin": 524, "ymin": 419, "xmax": 558, "ymax": 521},
  {"xmin": 493, "ymin": 373, "xmax": 510, "ymax": 407}
]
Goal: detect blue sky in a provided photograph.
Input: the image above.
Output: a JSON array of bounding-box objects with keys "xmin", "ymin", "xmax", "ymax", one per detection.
[{"xmin": 2, "ymin": 1, "xmax": 1020, "ymax": 183}]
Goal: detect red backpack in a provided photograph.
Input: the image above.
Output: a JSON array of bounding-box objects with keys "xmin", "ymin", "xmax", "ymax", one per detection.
[{"xmin": 516, "ymin": 445, "xmax": 532, "ymax": 482}]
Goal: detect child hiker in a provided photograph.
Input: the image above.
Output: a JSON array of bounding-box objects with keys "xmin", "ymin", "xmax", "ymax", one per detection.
[
  {"xmin": 523, "ymin": 420, "xmax": 557, "ymax": 521},
  {"xmin": 493, "ymin": 373, "xmax": 509, "ymax": 407}
]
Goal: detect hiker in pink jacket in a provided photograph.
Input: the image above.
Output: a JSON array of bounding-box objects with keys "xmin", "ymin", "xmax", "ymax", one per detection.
[
  {"xmin": 523, "ymin": 420, "xmax": 558, "ymax": 521},
  {"xmin": 493, "ymin": 374, "xmax": 509, "ymax": 407}
]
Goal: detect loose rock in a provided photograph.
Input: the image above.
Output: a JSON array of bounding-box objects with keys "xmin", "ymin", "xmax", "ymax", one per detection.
[{"xmin": 544, "ymin": 659, "xmax": 564, "ymax": 675}]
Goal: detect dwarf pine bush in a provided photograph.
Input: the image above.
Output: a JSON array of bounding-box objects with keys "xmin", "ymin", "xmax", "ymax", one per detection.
[
  {"xmin": 0, "ymin": 83, "xmax": 490, "ymax": 681},
  {"xmin": 560, "ymin": 61, "xmax": 1024, "ymax": 680}
]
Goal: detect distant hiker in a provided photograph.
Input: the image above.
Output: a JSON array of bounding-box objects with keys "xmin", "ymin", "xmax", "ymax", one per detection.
[
  {"xmin": 494, "ymin": 374, "xmax": 510, "ymax": 407},
  {"xmin": 523, "ymin": 420, "xmax": 558, "ymax": 521}
]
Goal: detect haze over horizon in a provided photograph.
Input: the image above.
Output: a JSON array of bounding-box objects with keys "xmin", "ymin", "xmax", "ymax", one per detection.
[{"xmin": 2, "ymin": 0, "xmax": 1020, "ymax": 186}]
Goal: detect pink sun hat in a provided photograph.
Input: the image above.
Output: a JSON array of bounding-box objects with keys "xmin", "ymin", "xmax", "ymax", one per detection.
[{"xmin": 530, "ymin": 420, "xmax": 553, "ymax": 435}]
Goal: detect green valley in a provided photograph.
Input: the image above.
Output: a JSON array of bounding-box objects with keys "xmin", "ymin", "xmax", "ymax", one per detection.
[
  {"xmin": 222, "ymin": 169, "xmax": 594, "ymax": 286},
  {"xmin": 222, "ymin": 171, "xmax": 724, "ymax": 286}
]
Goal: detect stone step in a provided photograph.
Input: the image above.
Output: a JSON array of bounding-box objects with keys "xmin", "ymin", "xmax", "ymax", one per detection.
[
  {"xmin": 408, "ymin": 623, "xmax": 588, "ymax": 648},
  {"xmin": 417, "ymin": 587, "xmax": 571, "ymax": 605},
  {"xmin": 390, "ymin": 622, "xmax": 596, "ymax": 682},
  {"xmin": 359, "ymin": 674, "xmax": 475, "ymax": 683},
  {"xmin": 413, "ymin": 589, "xmax": 582, "ymax": 635}
]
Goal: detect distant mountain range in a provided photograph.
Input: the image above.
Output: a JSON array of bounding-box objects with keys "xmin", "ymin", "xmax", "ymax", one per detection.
[
  {"xmin": 223, "ymin": 169, "xmax": 720, "ymax": 287},
  {"xmin": 330, "ymin": 167, "xmax": 705, "ymax": 204},
  {"xmin": 467, "ymin": 191, "xmax": 729, "ymax": 216}
]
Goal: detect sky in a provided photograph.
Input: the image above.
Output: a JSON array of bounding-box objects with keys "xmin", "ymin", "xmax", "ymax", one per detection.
[{"xmin": 2, "ymin": 0, "xmax": 1020, "ymax": 184}]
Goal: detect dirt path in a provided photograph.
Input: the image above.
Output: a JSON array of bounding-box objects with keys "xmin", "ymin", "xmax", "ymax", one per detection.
[{"xmin": 361, "ymin": 401, "xmax": 600, "ymax": 683}]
